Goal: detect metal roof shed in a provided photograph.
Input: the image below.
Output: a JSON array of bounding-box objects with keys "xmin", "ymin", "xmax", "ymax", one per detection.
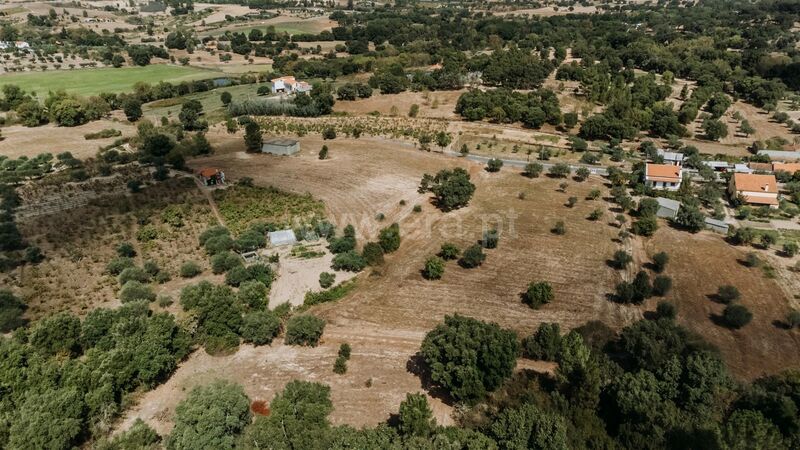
[
  {"xmin": 269, "ymin": 229, "xmax": 297, "ymax": 247},
  {"xmin": 704, "ymin": 217, "xmax": 730, "ymax": 234},
  {"xmin": 655, "ymin": 197, "xmax": 681, "ymax": 219}
]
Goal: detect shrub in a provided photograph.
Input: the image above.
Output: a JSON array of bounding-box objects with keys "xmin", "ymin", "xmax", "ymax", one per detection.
[
  {"xmin": 0, "ymin": 289, "xmax": 26, "ymax": 332},
  {"xmin": 486, "ymin": 158, "xmax": 503, "ymax": 172},
  {"xmin": 378, "ymin": 223, "xmax": 401, "ymax": 253},
  {"xmin": 338, "ymin": 343, "xmax": 351, "ymax": 359},
  {"xmin": 116, "ymin": 242, "xmax": 137, "ymax": 257},
  {"xmin": 523, "ymin": 162, "xmax": 543, "ymax": 178},
  {"xmin": 423, "ymin": 256, "xmax": 445, "ymax": 280},
  {"xmin": 588, "ymin": 209, "xmax": 603, "ymax": 220},
  {"xmin": 717, "ymin": 285, "xmax": 741, "ymax": 303},
  {"xmin": 119, "ymin": 281, "xmax": 156, "ymax": 303},
  {"xmin": 136, "ymin": 224, "xmax": 158, "ymax": 241},
  {"xmin": 23, "ymin": 246, "xmax": 44, "ymax": 264},
  {"xmin": 319, "ymin": 145, "xmax": 329, "ymax": 160},
  {"xmin": 652, "ymin": 275, "xmax": 672, "ymax": 296},
  {"xmin": 587, "ymin": 188, "xmax": 601, "ymax": 200},
  {"xmin": 656, "ymin": 301, "xmax": 677, "ymax": 320},
  {"xmin": 522, "ymin": 322, "xmax": 561, "ymax": 360},
  {"xmin": 566, "ymin": 196, "xmax": 577, "ymax": 207},
  {"xmin": 361, "ymin": 242, "xmax": 385, "ymax": 266},
  {"xmin": 107, "ymin": 257, "xmax": 135, "ymax": 275},
  {"xmin": 438, "ymin": 243, "xmax": 460, "ymax": 260},
  {"xmin": 787, "ymin": 310, "xmax": 800, "ymax": 329},
  {"xmin": 481, "ymin": 229, "xmax": 499, "ymax": 249},
  {"xmin": 722, "ymin": 304, "xmax": 753, "ymax": 329},
  {"xmin": 179, "ymin": 261, "xmax": 202, "ymax": 278},
  {"xmin": 240, "ymin": 311, "xmax": 281, "ymax": 345},
  {"xmin": 611, "ymin": 250, "xmax": 633, "ymax": 269},
  {"xmin": 204, "ymin": 234, "xmax": 235, "ymax": 255},
  {"xmin": 333, "ymin": 355, "xmax": 347, "ymax": 374},
  {"xmin": 632, "ymin": 215, "xmax": 658, "ymax": 236},
  {"xmin": 548, "ymin": 163, "xmax": 570, "ymax": 178},
  {"xmin": 285, "ymin": 315, "xmax": 326, "ymax": 346},
  {"xmin": 783, "ymin": 241, "xmax": 799, "ymax": 257},
  {"xmin": 552, "ymin": 220, "xmax": 566, "ymax": 235},
  {"xmin": 418, "ymin": 168, "xmax": 476, "ymax": 211},
  {"xmin": 322, "ymin": 127, "xmax": 336, "ymax": 139},
  {"xmin": 225, "ymin": 263, "xmax": 273, "ymax": 288},
  {"xmin": 211, "ymin": 251, "xmax": 243, "ymax": 274},
  {"xmin": 744, "ymin": 252, "xmax": 760, "ymax": 267},
  {"xmin": 458, "ymin": 244, "xmax": 486, "ymax": 268},
  {"xmin": 413, "ymin": 205, "xmax": 422, "ymax": 213},
  {"xmin": 319, "ymin": 272, "xmax": 335, "ymax": 289},
  {"xmin": 237, "ymin": 280, "xmax": 268, "ymax": 309},
  {"xmin": 332, "ymin": 251, "xmax": 368, "ymax": 272},
  {"xmin": 652, "ymin": 251, "xmax": 669, "ymax": 273},
  {"xmin": 523, "ymin": 281, "xmax": 554, "ymax": 309},
  {"xmin": 119, "ymin": 267, "xmax": 150, "ymax": 285}
]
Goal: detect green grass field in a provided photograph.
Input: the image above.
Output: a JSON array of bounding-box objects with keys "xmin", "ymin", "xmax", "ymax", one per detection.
[{"xmin": 0, "ymin": 65, "xmax": 220, "ymax": 97}]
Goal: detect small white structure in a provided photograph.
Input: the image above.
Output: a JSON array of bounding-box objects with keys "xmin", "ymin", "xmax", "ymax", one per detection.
[
  {"xmin": 655, "ymin": 197, "xmax": 681, "ymax": 219},
  {"xmin": 262, "ymin": 138, "xmax": 300, "ymax": 156},
  {"xmin": 269, "ymin": 229, "xmax": 297, "ymax": 247},
  {"xmin": 656, "ymin": 149, "xmax": 684, "ymax": 166},
  {"xmin": 734, "ymin": 164, "xmax": 753, "ymax": 174},
  {"xmin": 645, "ymin": 163, "xmax": 682, "ymax": 191}
]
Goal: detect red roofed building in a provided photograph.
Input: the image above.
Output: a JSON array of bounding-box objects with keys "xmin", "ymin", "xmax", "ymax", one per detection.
[
  {"xmin": 645, "ymin": 163, "xmax": 682, "ymax": 191},
  {"xmin": 198, "ymin": 168, "xmax": 225, "ymax": 186},
  {"xmin": 729, "ymin": 173, "xmax": 779, "ymax": 208}
]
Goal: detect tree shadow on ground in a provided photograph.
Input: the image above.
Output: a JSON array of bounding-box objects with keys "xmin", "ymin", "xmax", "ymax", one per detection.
[{"xmin": 405, "ymin": 352, "xmax": 456, "ymax": 406}]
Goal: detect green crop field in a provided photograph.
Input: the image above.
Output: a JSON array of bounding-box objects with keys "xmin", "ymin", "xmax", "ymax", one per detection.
[{"xmin": 0, "ymin": 65, "xmax": 220, "ymax": 97}]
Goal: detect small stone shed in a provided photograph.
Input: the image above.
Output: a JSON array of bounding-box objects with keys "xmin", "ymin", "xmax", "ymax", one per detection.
[{"xmin": 262, "ymin": 138, "xmax": 300, "ymax": 156}]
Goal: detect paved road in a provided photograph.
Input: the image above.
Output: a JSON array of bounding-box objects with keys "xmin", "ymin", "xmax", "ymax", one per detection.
[{"xmin": 443, "ymin": 150, "xmax": 609, "ymax": 176}]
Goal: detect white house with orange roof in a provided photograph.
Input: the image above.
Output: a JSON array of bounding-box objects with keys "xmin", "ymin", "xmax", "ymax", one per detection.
[
  {"xmin": 728, "ymin": 173, "xmax": 779, "ymax": 208},
  {"xmin": 270, "ymin": 76, "xmax": 312, "ymax": 94},
  {"xmin": 772, "ymin": 162, "xmax": 800, "ymax": 175},
  {"xmin": 644, "ymin": 163, "xmax": 682, "ymax": 191}
]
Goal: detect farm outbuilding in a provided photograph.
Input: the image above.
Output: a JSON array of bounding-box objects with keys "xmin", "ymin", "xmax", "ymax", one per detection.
[
  {"xmin": 655, "ymin": 197, "xmax": 681, "ymax": 219},
  {"xmin": 262, "ymin": 138, "xmax": 300, "ymax": 156},
  {"xmin": 198, "ymin": 168, "xmax": 225, "ymax": 186},
  {"xmin": 269, "ymin": 229, "xmax": 297, "ymax": 247},
  {"xmin": 704, "ymin": 217, "xmax": 730, "ymax": 234}
]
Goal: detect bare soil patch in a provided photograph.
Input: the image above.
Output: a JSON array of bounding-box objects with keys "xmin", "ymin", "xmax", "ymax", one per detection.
[{"xmin": 0, "ymin": 119, "xmax": 136, "ymax": 160}]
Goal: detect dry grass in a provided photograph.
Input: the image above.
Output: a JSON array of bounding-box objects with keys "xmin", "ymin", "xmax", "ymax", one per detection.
[{"xmin": 5, "ymin": 176, "xmax": 214, "ymax": 319}]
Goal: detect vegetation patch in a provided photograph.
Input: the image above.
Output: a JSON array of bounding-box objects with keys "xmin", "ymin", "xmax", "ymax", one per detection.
[{"xmin": 214, "ymin": 184, "xmax": 325, "ymax": 234}]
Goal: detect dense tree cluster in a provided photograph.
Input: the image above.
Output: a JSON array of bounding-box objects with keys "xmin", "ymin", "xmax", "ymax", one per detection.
[{"xmin": 456, "ymin": 88, "xmax": 561, "ymax": 128}]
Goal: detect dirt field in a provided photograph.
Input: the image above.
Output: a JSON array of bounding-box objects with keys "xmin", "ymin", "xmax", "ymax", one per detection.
[
  {"xmin": 333, "ymin": 90, "xmax": 465, "ymax": 119},
  {"xmin": 644, "ymin": 228, "xmax": 800, "ymax": 379},
  {"xmin": 0, "ymin": 119, "xmax": 136, "ymax": 160}
]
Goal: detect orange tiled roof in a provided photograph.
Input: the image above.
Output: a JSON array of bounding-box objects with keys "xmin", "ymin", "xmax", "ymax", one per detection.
[
  {"xmin": 199, "ymin": 168, "xmax": 219, "ymax": 178},
  {"xmin": 646, "ymin": 163, "xmax": 681, "ymax": 182},
  {"xmin": 741, "ymin": 195, "xmax": 779, "ymax": 206},
  {"xmin": 732, "ymin": 173, "xmax": 778, "ymax": 194},
  {"xmin": 773, "ymin": 162, "xmax": 800, "ymax": 173}
]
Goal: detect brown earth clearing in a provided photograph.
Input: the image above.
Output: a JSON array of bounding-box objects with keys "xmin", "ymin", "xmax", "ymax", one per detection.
[{"xmin": 116, "ymin": 133, "xmax": 800, "ymax": 435}]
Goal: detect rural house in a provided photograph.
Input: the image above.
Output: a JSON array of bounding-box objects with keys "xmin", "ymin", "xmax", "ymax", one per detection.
[
  {"xmin": 198, "ymin": 168, "xmax": 225, "ymax": 186},
  {"xmin": 270, "ymin": 76, "xmax": 313, "ymax": 94},
  {"xmin": 645, "ymin": 163, "xmax": 682, "ymax": 191},
  {"xmin": 704, "ymin": 217, "xmax": 730, "ymax": 234},
  {"xmin": 729, "ymin": 173, "xmax": 779, "ymax": 208},
  {"xmin": 262, "ymin": 138, "xmax": 300, "ymax": 156},
  {"xmin": 772, "ymin": 162, "xmax": 800, "ymax": 175}
]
